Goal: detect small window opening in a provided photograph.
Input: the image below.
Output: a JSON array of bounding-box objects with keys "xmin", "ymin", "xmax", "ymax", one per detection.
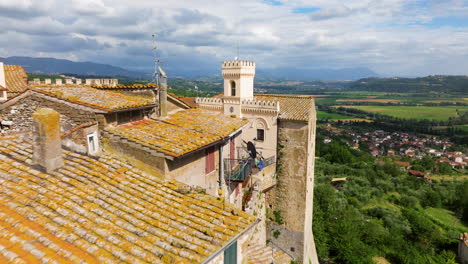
[
  {"xmin": 230, "ymin": 80, "xmax": 236, "ymax": 96},
  {"xmin": 87, "ymin": 132, "xmax": 99, "ymax": 155},
  {"xmin": 256, "ymin": 129, "xmax": 265, "ymax": 141}
]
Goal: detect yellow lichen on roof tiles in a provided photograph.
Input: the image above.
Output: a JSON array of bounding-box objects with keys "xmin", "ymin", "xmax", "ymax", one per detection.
[
  {"xmin": 0, "ymin": 138, "xmax": 255, "ymax": 264},
  {"xmin": 92, "ymin": 84, "xmax": 157, "ymax": 89},
  {"xmin": 31, "ymin": 85, "xmax": 154, "ymax": 111},
  {"xmin": 254, "ymin": 94, "xmax": 314, "ymax": 121},
  {"xmin": 105, "ymin": 108, "xmax": 248, "ymax": 157},
  {"xmin": 3, "ymin": 65, "xmax": 27, "ymax": 94}
]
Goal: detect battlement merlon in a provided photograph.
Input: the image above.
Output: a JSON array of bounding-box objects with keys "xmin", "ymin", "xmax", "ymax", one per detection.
[
  {"xmin": 29, "ymin": 78, "xmax": 118, "ymax": 86},
  {"xmin": 195, "ymin": 97, "xmax": 223, "ymax": 105},
  {"xmin": 196, "ymin": 97, "xmax": 280, "ymax": 114},
  {"xmin": 241, "ymin": 99, "xmax": 280, "ymax": 112},
  {"xmin": 222, "ymin": 61, "xmax": 256, "ymax": 76},
  {"xmin": 222, "ymin": 60, "xmax": 256, "ymax": 68}
]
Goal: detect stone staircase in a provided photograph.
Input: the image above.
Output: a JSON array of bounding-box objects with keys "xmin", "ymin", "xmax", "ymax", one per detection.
[{"xmin": 245, "ymin": 243, "xmax": 292, "ymax": 264}]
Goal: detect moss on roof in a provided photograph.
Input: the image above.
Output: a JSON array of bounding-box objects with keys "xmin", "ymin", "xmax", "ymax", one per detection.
[
  {"xmin": 31, "ymin": 85, "xmax": 154, "ymax": 111},
  {"xmin": 254, "ymin": 94, "xmax": 314, "ymax": 121},
  {"xmin": 4, "ymin": 65, "xmax": 28, "ymax": 94},
  {"xmin": 0, "ymin": 136, "xmax": 255, "ymax": 263},
  {"xmin": 105, "ymin": 108, "xmax": 248, "ymax": 157}
]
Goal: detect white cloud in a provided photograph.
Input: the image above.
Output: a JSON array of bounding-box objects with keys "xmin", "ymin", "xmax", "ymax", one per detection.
[{"xmin": 0, "ymin": 0, "xmax": 467, "ymax": 76}]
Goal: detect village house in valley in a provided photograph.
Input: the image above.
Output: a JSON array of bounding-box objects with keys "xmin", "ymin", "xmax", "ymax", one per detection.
[{"xmin": 0, "ymin": 59, "xmax": 318, "ymax": 263}]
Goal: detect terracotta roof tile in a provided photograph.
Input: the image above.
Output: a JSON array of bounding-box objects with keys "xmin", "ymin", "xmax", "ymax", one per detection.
[
  {"xmin": 0, "ymin": 136, "xmax": 255, "ymax": 263},
  {"xmin": 105, "ymin": 108, "xmax": 248, "ymax": 157},
  {"xmin": 92, "ymin": 84, "xmax": 157, "ymax": 89},
  {"xmin": 177, "ymin": 96, "xmax": 197, "ymax": 108},
  {"xmin": 254, "ymin": 94, "xmax": 314, "ymax": 121},
  {"xmin": 4, "ymin": 65, "xmax": 28, "ymax": 94},
  {"xmin": 31, "ymin": 85, "xmax": 154, "ymax": 111}
]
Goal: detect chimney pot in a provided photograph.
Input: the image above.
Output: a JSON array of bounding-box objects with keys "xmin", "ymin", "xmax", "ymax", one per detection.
[{"xmin": 32, "ymin": 108, "xmax": 63, "ymax": 172}]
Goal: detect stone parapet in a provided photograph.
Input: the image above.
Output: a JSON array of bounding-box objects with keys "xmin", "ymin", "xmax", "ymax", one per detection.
[
  {"xmin": 30, "ymin": 78, "xmax": 87, "ymax": 85},
  {"xmin": 222, "ymin": 60, "xmax": 256, "ymax": 77},
  {"xmin": 85, "ymin": 79, "xmax": 118, "ymax": 87},
  {"xmin": 195, "ymin": 97, "xmax": 223, "ymax": 111},
  {"xmin": 241, "ymin": 99, "xmax": 279, "ymax": 111}
]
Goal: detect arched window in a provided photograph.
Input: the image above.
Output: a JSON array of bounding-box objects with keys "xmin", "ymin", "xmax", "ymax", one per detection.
[{"xmin": 230, "ymin": 80, "xmax": 236, "ymax": 96}]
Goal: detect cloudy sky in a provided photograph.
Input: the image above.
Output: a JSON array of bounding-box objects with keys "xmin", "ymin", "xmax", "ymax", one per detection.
[{"xmin": 0, "ymin": 0, "xmax": 468, "ymax": 76}]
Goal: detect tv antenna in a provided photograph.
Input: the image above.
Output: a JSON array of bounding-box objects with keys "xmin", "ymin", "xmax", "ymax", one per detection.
[
  {"xmin": 235, "ymin": 41, "xmax": 239, "ymax": 60},
  {"xmin": 152, "ymin": 34, "xmax": 161, "ymax": 87}
]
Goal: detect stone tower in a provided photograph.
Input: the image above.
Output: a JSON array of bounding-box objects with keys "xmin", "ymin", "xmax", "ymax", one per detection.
[{"xmin": 221, "ymin": 60, "xmax": 256, "ymax": 117}]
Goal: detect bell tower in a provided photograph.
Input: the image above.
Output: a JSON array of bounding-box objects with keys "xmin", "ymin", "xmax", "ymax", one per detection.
[{"xmin": 221, "ymin": 60, "xmax": 256, "ymax": 117}]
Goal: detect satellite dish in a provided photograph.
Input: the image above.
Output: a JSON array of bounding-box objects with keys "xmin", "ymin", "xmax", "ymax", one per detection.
[{"xmin": 247, "ymin": 141, "xmax": 256, "ymax": 159}]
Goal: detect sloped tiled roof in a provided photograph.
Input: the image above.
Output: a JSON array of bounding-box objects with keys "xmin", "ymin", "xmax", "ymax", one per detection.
[
  {"xmin": 0, "ymin": 85, "xmax": 6, "ymax": 91},
  {"xmin": 175, "ymin": 95, "xmax": 197, "ymax": 108},
  {"xmin": 31, "ymin": 85, "xmax": 154, "ymax": 111},
  {"xmin": 0, "ymin": 136, "xmax": 255, "ymax": 263},
  {"xmin": 4, "ymin": 65, "xmax": 27, "ymax": 94},
  {"xmin": 254, "ymin": 94, "xmax": 314, "ymax": 121},
  {"xmin": 105, "ymin": 108, "xmax": 248, "ymax": 157}
]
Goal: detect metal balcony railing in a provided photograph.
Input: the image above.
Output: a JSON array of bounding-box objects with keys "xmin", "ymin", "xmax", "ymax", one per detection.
[
  {"xmin": 224, "ymin": 155, "xmax": 276, "ymax": 182},
  {"xmin": 224, "ymin": 158, "xmax": 254, "ymax": 182}
]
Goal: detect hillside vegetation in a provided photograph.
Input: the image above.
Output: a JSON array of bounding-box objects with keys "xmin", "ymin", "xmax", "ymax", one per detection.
[
  {"xmin": 349, "ymin": 76, "xmax": 468, "ymax": 94},
  {"xmin": 313, "ymin": 128, "xmax": 468, "ymax": 263}
]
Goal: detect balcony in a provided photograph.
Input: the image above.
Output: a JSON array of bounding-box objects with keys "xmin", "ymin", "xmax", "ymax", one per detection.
[
  {"xmin": 224, "ymin": 158, "xmax": 254, "ymax": 182},
  {"xmin": 224, "ymin": 155, "xmax": 276, "ymax": 183}
]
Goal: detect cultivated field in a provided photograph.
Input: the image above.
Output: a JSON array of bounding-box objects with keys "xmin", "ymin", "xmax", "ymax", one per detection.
[
  {"xmin": 335, "ymin": 105, "xmax": 468, "ymax": 121},
  {"xmin": 316, "ymin": 110, "xmax": 355, "ymax": 120}
]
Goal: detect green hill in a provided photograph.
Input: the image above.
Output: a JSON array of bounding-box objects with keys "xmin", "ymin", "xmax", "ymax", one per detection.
[{"xmin": 349, "ymin": 75, "xmax": 468, "ymax": 94}]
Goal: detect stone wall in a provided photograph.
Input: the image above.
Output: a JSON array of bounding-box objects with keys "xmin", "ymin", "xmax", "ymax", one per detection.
[
  {"xmin": 62, "ymin": 124, "xmax": 99, "ymax": 155},
  {"xmin": 266, "ymin": 117, "xmax": 318, "ymax": 263},
  {"xmin": 102, "ymin": 132, "xmax": 166, "ymax": 177},
  {"xmin": 166, "ymin": 146, "xmax": 220, "ymax": 197},
  {"xmin": 0, "ymin": 95, "xmax": 97, "ymax": 135}
]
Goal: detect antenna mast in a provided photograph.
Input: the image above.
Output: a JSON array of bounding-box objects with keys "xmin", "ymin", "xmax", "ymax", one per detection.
[{"xmin": 152, "ymin": 34, "xmax": 160, "ymax": 87}]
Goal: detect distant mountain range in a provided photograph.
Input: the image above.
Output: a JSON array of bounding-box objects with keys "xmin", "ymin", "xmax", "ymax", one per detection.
[
  {"xmin": 0, "ymin": 56, "xmax": 150, "ymax": 79},
  {"xmin": 256, "ymin": 67, "xmax": 379, "ymax": 81},
  {"xmin": 0, "ymin": 56, "xmax": 379, "ymax": 81}
]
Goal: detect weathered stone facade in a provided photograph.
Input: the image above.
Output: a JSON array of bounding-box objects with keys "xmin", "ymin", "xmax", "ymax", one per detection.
[
  {"xmin": 0, "ymin": 94, "xmax": 97, "ymax": 135},
  {"xmin": 266, "ymin": 115, "xmax": 318, "ymax": 263}
]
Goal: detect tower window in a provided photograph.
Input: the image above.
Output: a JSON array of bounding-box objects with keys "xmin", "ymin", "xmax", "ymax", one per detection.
[
  {"xmin": 256, "ymin": 129, "xmax": 265, "ymax": 141},
  {"xmin": 230, "ymin": 80, "xmax": 236, "ymax": 96}
]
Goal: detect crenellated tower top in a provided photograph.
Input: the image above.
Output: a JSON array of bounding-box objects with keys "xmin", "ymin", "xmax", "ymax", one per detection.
[{"xmin": 222, "ymin": 60, "xmax": 255, "ymax": 100}]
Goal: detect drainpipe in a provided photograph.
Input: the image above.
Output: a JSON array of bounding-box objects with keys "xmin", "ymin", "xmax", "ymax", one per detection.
[{"xmin": 219, "ymin": 143, "xmax": 224, "ymax": 190}]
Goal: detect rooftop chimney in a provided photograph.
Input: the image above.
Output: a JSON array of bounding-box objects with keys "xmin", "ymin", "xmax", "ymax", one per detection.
[
  {"xmin": 158, "ymin": 66, "xmax": 167, "ymax": 117},
  {"xmin": 32, "ymin": 108, "xmax": 63, "ymax": 172}
]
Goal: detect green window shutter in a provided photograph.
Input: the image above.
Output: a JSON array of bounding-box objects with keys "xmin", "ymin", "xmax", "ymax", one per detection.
[{"xmin": 224, "ymin": 241, "xmax": 237, "ymax": 264}]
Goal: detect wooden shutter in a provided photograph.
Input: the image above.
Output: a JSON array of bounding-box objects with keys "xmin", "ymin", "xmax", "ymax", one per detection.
[{"xmin": 205, "ymin": 147, "xmax": 215, "ymax": 174}]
